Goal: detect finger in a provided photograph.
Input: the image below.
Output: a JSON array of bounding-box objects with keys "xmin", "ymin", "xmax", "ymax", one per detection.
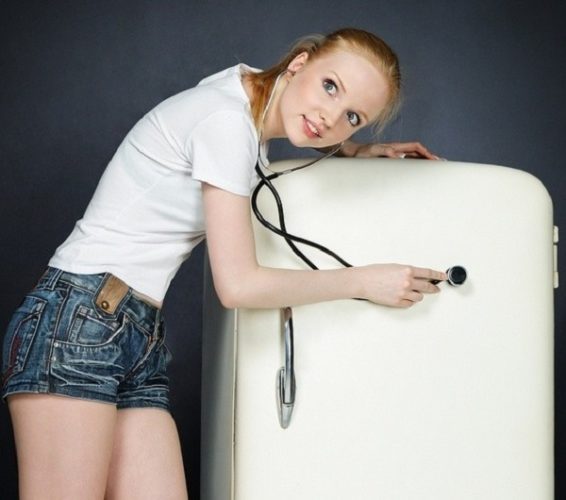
[
  {"xmin": 403, "ymin": 142, "xmax": 432, "ymax": 157},
  {"xmin": 412, "ymin": 280, "xmax": 441, "ymax": 294},
  {"xmin": 393, "ymin": 142, "xmax": 440, "ymax": 160},
  {"xmin": 405, "ymin": 291, "xmax": 424, "ymax": 303},
  {"xmin": 412, "ymin": 267, "xmax": 448, "ymax": 282},
  {"xmin": 381, "ymin": 143, "xmax": 411, "ymax": 158},
  {"xmin": 381, "ymin": 146, "xmax": 399, "ymax": 158},
  {"xmin": 396, "ymin": 298, "xmax": 416, "ymax": 308}
]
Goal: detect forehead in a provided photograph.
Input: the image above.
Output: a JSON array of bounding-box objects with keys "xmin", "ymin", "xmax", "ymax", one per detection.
[{"xmin": 308, "ymin": 49, "xmax": 389, "ymax": 120}]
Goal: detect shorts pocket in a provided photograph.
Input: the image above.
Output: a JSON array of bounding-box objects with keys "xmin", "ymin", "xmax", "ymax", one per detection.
[
  {"xmin": 2, "ymin": 295, "xmax": 47, "ymax": 383},
  {"xmin": 66, "ymin": 305, "xmax": 125, "ymax": 347}
]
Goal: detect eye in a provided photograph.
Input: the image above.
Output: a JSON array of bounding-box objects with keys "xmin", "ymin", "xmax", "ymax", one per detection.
[
  {"xmin": 347, "ymin": 111, "xmax": 360, "ymax": 127},
  {"xmin": 323, "ymin": 79, "xmax": 337, "ymax": 96}
]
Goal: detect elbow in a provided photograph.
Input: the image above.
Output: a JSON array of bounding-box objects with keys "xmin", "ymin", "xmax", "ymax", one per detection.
[
  {"xmin": 215, "ymin": 287, "xmax": 239, "ymax": 309},
  {"xmin": 213, "ymin": 278, "xmax": 249, "ymax": 309},
  {"xmin": 209, "ymin": 259, "xmax": 263, "ymax": 309}
]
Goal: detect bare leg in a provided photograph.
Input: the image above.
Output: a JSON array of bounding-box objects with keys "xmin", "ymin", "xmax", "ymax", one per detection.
[
  {"xmin": 105, "ymin": 408, "xmax": 188, "ymax": 500},
  {"xmin": 8, "ymin": 393, "xmax": 117, "ymax": 500}
]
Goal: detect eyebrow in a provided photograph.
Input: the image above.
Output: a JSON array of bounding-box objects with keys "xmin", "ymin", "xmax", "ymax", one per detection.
[{"xmin": 330, "ymin": 71, "xmax": 369, "ymax": 123}]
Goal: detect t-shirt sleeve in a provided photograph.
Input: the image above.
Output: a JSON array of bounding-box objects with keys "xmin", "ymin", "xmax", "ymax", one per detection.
[{"xmin": 188, "ymin": 110, "xmax": 258, "ymax": 196}]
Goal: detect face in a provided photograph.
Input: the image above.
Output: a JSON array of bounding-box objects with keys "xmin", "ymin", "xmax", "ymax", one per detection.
[{"xmin": 268, "ymin": 49, "xmax": 389, "ymax": 147}]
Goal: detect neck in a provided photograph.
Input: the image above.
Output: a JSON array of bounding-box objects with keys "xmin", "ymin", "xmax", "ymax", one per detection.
[
  {"xmin": 245, "ymin": 72, "xmax": 288, "ymax": 143},
  {"xmin": 261, "ymin": 100, "xmax": 286, "ymax": 142}
]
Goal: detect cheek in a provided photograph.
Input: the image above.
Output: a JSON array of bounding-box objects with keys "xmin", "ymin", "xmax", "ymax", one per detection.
[{"xmin": 284, "ymin": 77, "xmax": 319, "ymax": 111}]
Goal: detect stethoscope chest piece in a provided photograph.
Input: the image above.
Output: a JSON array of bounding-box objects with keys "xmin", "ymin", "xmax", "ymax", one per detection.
[{"xmin": 446, "ymin": 266, "xmax": 467, "ymax": 286}]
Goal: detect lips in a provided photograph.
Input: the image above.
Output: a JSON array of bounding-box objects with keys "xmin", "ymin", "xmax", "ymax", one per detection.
[{"xmin": 302, "ymin": 115, "xmax": 321, "ymax": 139}]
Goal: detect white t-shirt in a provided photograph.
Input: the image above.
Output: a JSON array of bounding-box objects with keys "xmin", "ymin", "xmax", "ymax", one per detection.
[{"xmin": 49, "ymin": 64, "xmax": 267, "ymax": 302}]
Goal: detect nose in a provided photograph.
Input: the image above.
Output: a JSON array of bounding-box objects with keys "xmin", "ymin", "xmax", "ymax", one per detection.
[{"xmin": 319, "ymin": 105, "xmax": 343, "ymax": 129}]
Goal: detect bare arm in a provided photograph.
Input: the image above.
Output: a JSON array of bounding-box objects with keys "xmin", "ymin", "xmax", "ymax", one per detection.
[
  {"xmin": 202, "ymin": 183, "xmax": 446, "ymax": 309},
  {"xmin": 319, "ymin": 140, "xmax": 441, "ymax": 160}
]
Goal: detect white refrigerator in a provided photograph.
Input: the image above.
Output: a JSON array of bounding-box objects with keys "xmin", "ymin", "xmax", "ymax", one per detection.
[{"xmin": 201, "ymin": 158, "xmax": 557, "ymax": 500}]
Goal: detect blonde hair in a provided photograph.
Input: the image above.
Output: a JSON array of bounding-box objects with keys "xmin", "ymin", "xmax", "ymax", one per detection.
[{"xmin": 246, "ymin": 27, "xmax": 401, "ymax": 136}]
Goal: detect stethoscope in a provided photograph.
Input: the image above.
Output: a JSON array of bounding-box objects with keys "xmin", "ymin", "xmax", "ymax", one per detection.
[
  {"xmin": 252, "ymin": 155, "xmax": 467, "ymax": 286},
  {"xmin": 252, "ymin": 157, "xmax": 467, "ymax": 287},
  {"xmin": 251, "ymin": 146, "xmax": 351, "ymax": 271}
]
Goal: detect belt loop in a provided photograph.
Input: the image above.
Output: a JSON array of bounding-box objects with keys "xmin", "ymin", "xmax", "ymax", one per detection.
[
  {"xmin": 41, "ymin": 267, "xmax": 63, "ymax": 290},
  {"xmin": 154, "ymin": 310, "xmax": 165, "ymax": 341},
  {"xmin": 154, "ymin": 309, "xmax": 162, "ymax": 337},
  {"xmin": 94, "ymin": 274, "xmax": 130, "ymax": 315}
]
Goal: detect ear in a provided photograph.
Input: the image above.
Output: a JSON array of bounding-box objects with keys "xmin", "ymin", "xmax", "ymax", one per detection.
[{"xmin": 287, "ymin": 51, "xmax": 310, "ymax": 73}]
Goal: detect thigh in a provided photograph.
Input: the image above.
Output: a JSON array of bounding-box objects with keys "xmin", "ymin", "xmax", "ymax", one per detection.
[
  {"xmin": 105, "ymin": 408, "xmax": 188, "ymax": 500},
  {"xmin": 8, "ymin": 393, "xmax": 117, "ymax": 500}
]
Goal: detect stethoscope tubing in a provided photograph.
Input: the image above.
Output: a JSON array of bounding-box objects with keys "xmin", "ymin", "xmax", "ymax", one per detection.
[{"xmin": 251, "ymin": 160, "xmax": 354, "ymax": 270}]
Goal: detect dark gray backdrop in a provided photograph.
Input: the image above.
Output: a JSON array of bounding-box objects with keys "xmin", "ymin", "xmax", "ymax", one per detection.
[{"xmin": 1, "ymin": 1, "xmax": 564, "ymax": 498}]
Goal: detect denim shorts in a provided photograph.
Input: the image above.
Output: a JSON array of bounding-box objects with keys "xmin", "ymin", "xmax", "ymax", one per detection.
[{"xmin": 1, "ymin": 267, "xmax": 172, "ymax": 410}]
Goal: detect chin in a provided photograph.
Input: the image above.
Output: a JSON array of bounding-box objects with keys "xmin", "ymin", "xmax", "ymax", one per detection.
[
  {"xmin": 283, "ymin": 121, "xmax": 318, "ymax": 148},
  {"xmin": 285, "ymin": 133, "xmax": 312, "ymax": 148}
]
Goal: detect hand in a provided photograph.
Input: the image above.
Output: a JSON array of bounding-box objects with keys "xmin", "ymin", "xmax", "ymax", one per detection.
[
  {"xmin": 358, "ymin": 264, "xmax": 447, "ymax": 308},
  {"xmin": 340, "ymin": 140, "xmax": 441, "ymax": 160}
]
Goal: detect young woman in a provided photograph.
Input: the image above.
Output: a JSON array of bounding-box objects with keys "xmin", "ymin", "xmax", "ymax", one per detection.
[{"xmin": 2, "ymin": 28, "xmax": 447, "ymax": 499}]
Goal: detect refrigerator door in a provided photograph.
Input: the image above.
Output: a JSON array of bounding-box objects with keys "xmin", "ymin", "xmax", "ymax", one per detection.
[{"xmin": 202, "ymin": 159, "xmax": 554, "ymax": 500}]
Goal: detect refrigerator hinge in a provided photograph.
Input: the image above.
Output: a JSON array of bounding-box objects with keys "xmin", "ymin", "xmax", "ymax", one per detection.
[{"xmin": 554, "ymin": 226, "xmax": 559, "ymax": 289}]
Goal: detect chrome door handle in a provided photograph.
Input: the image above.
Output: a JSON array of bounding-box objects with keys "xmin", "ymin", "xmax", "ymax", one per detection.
[{"xmin": 277, "ymin": 307, "xmax": 296, "ymax": 429}]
